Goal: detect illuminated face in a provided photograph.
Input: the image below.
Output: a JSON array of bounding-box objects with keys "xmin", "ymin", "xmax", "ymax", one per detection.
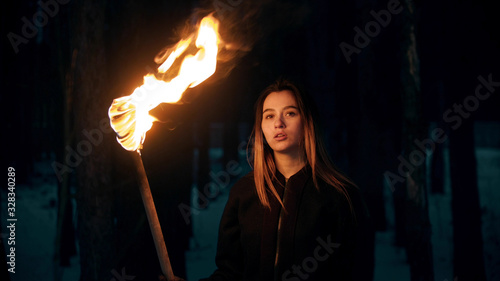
[{"xmin": 261, "ymin": 90, "xmax": 304, "ymax": 156}]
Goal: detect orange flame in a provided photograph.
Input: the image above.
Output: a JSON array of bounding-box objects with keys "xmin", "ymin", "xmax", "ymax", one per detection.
[{"xmin": 109, "ymin": 15, "xmax": 220, "ymax": 151}]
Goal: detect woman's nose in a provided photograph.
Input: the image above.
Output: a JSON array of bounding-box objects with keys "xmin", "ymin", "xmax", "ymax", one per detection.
[{"xmin": 274, "ymin": 116, "xmax": 285, "ymax": 128}]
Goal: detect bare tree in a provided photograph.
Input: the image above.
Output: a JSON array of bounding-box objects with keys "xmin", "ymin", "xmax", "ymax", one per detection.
[
  {"xmin": 399, "ymin": 1, "xmax": 434, "ymax": 280},
  {"xmin": 439, "ymin": 1, "xmax": 488, "ymax": 279},
  {"xmin": 72, "ymin": 1, "xmax": 116, "ymax": 280}
]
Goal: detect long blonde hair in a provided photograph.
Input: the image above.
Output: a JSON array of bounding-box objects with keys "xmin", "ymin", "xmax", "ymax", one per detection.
[{"xmin": 250, "ymin": 78, "xmax": 356, "ymax": 212}]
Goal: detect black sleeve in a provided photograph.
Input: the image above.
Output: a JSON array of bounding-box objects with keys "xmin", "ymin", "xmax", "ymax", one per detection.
[
  {"xmin": 349, "ymin": 185, "xmax": 375, "ymax": 281},
  {"xmin": 199, "ymin": 183, "xmax": 245, "ymax": 281}
]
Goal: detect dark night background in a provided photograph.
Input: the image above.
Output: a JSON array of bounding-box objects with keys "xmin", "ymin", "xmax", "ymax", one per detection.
[{"xmin": 1, "ymin": 0, "xmax": 499, "ymax": 280}]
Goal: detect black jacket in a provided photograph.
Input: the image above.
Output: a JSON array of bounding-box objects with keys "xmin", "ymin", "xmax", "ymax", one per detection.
[{"xmin": 202, "ymin": 166, "xmax": 371, "ymax": 281}]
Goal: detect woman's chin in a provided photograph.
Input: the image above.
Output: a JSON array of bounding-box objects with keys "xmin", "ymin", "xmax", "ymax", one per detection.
[{"xmin": 271, "ymin": 145, "xmax": 301, "ymax": 156}]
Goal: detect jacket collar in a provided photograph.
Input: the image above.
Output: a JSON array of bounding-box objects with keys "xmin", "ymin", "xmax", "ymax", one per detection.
[{"xmin": 275, "ymin": 164, "xmax": 311, "ymax": 186}]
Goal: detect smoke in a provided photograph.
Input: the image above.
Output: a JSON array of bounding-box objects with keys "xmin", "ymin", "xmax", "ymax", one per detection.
[
  {"xmin": 208, "ymin": 0, "xmax": 311, "ymax": 78},
  {"xmin": 154, "ymin": 0, "xmax": 311, "ymax": 83}
]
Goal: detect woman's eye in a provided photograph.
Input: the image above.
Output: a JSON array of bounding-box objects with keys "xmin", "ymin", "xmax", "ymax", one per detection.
[
  {"xmin": 286, "ymin": 112, "xmax": 296, "ymax": 117},
  {"xmin": 265, "ymin": 114, "xmax": 274, "ymax": 119}
]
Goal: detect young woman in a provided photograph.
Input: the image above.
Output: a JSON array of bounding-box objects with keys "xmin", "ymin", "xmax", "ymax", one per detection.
[{"xmin": 201, "ymin": 78, "xmax": 371, "ymax": 281}]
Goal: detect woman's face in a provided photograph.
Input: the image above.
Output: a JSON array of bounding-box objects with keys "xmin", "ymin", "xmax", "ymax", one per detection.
[{"xmin": 261, "ymin": 90, "xmax": 304, "ymax": 156}]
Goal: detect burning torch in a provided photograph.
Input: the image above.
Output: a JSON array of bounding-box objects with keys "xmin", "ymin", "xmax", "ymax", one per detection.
[{"xmin": 108, "ymin": 15, "xmax": 221, "ymax": 280}]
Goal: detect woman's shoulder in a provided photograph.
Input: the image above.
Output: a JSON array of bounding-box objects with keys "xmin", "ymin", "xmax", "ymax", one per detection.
[
  {"xmin": 317, "ymin": 178, "xmax": 370, "ymax": 218},
  {"xmin": 233, "ymin": 170, "xmax": 254, "ymax": 186},
  {"xmin": 316, "ymin": 176, "xmax": 358, "ymax": 198},
  {"xmin": 228, "ymin": 170, "xmax": 255, "ymax": 196}
]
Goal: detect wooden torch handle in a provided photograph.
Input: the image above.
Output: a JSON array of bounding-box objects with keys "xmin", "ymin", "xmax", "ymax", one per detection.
[{"xmin": 132, "ymin": 151, "xmax": 175, "ymax": 281}]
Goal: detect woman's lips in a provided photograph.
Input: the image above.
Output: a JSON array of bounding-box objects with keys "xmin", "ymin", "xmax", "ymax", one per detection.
[{"xmin": 274, "ymin": 132, "xmax": 287, "ymax": 141}]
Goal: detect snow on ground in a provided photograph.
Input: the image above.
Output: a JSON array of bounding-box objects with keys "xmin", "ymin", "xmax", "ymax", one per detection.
[
  {"xmin": 1, "ymin": 157, "xmax": 80, "ymax": 281},
  {"xmin": 185, "ymin": 186, "xmax": 229, "ymax": 281},
  {"xmin": 477, "ymin": 148, "xmax": 500, "ymax": 281}
]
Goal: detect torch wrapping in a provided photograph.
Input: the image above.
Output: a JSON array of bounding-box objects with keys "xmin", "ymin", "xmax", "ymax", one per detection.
[{"xmin": 131, "ymin": 151, "xmax": 175, "ymax": 281}]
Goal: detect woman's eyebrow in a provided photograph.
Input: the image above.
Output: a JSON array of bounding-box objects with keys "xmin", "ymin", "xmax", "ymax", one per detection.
[{"xmin": 263, "ymin": 105, "xmax": 298, "ymax": 114}]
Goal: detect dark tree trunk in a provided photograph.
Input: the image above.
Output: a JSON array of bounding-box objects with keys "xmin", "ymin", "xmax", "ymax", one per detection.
[
  {"xmin": 196, "ymin": 119, "xmax": 211, "ymax": 199},
  {"xmin": 399, "ymin": 1, "xmax": 434, "ymax": 280},
  {"xmin": 440, "ymin": 1, "xmax": 488, "ymax": 279},
  {"xmin": 54, "ymin": 10, "xmax": 78, "ymax": 273},
  {"xmin": 72, "ymin": 1, "xmax": 116, "ymax": 280},
  {"xmin": 430, "ymin": 136, "xmax": 445, "ymax": 194},
  {"xmin": 449, "ymin": 121, "xmax": 487, "ymax": 280},
  {"xmin": 338, "ymin": 0, "xmax": 390, "ymax": 235},
  {"xmin": 223, "ymin": 121, "xmax": 239, "ymax": 164}
]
